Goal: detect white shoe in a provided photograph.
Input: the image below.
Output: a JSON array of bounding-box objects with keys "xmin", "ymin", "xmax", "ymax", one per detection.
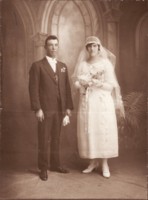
[
  {"xmin": 102, "ymin": 164, "xmax": 110, "ymax": 178},
  {"xmin": 82, "ymin": 162, "xmax": 99, "ymax": 173}
]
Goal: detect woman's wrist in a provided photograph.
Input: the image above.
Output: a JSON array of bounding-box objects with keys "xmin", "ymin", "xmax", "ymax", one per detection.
[{"xmin": 103, "ymin": 83, "xmax": 114, "ymax": 90}]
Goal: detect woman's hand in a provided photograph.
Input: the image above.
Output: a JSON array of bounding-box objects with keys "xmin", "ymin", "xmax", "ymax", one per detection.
[
  {"xmin": 92, "ymin": 79, "xmax": 103, "ymax": 87},
  {"xmin": 75, "ymin": 80, "xmax": 91, "ymax": 89},
  {"xmin": 77, "ymin": 74, "xmax": 92, "ymax": 88},
  {"xmin": 101, "ymin": 83, "xmax": 113, "ymax": 91},
  {"xmin": 79, "ymin": 80, "xmax": 91, "ymax": 87},
  {"xmin": 116, "ymin": 104, "xmax": 125, "ymax": 119},
  {"xmin": 74, "ymin": 81, "xmax": 81, "ymax": 89}
]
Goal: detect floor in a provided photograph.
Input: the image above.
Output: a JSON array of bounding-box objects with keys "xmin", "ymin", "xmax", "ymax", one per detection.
[{"xmin": 0, "ymin": 152, "xmax": 147, "ymax": 200}]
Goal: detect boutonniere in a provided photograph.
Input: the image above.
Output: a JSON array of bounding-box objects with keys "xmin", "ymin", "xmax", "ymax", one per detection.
[{"xmin": 61, "ymin": 67, "xmax": 66, "ymax": 73}]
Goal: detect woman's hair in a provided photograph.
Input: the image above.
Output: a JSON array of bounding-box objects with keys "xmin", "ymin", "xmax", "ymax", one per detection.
[
  {"xmin": 45, "ymin": 35, "xmax": 59, "ymax": 46},
  {"xmin": 86, "ymin": 43, "xmax": 100, "ymax": 51}
]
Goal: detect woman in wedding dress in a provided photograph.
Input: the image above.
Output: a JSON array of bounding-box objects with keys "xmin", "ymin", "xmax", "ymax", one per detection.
[{"xmin": 73, "ymin": 36, "xmax": 124, "ymax": 178}]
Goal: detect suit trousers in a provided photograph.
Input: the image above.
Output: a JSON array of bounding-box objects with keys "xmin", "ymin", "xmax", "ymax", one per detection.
[{"xmin": 38, "ymin": 103, "xmax": 63, "ymax": 170}]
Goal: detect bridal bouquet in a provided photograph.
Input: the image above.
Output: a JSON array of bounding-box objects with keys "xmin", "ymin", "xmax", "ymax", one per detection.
[
  {"xmin": 78, "ymin": 68, "xmax": 104, "ymax": 89},
  {"xmin": 78, "ymin": 68, "xmax": 104, "ymax": 88}
]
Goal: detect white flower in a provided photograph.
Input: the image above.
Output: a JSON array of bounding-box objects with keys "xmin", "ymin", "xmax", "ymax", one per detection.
[
  {"xmin": 77, "ymin": 69, "xmax": 105, "ymax": 95},
  {"xmin": 78, "ymin": 73, "xmax": 92, "ymax": 87},
  {"xmin": 61, "ymin": 67, "xmax": 66, "ymax": 73}
]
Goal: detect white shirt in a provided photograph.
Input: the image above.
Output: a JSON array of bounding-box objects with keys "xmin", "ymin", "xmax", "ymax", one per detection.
[{"xmin": 46, "ymin": 56, "xmax": 57, "ymax": 73}]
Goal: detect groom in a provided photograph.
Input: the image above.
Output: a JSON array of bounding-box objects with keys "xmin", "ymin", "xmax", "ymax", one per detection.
[{"xmin": 29, "ymin": 35, "xmax": 73, "ymax": 181}]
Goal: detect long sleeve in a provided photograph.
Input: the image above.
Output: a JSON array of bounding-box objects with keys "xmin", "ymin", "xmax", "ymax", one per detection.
[
  {"xmin": 73, "ymin": 61, "xmax": 88, "ymax": 90},
  {"xmin": 103, "ymin": 60, "xmax": 118, "ymax": 90},
  {"xmin": 101, "ymin": 82, "xmax": 113, "ymax": 91},
  {"xmin": 103, "ymin": 60, "xmax": 124, "ymax": 116},
  {"xmin": 65, "ymin": 65, "xmax": 74, "ymax": 110},
  {"xmin": 29, "ymin": 63, "xmax": 41, "ymax": 111}
]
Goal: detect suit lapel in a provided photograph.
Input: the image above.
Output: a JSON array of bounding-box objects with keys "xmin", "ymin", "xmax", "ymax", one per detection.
[
  {"xmin": 42, "ymin": 57, "xmax": 56, "ymax": 83},
  {"xmin": 56, "ymin": 61, "xmax": 61, "ymax": 83}
]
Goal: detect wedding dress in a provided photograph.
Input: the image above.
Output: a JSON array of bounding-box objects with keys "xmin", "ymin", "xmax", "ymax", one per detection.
[{"xmin": 76, "ymin": 58, "xmax": 119, "ymax": 159}]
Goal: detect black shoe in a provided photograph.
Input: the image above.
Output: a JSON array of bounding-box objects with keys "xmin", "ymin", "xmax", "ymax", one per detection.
[
  {"xmin": 50, "ymin": 167, "xmax": 69, "ymax": 173},
  {"xmin": 39, "ymin": 170, "xmax": 48, "ymax": 181}
]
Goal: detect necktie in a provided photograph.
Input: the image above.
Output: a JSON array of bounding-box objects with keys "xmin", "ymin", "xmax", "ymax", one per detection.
[{"xmin": 50, "ymin": 59, "xmax": 57, "ymax": 72}]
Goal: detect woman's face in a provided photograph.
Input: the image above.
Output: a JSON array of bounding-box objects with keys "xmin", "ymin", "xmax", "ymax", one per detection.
[{"xmin": 86, "ymin": 43, "xmax": 99, "ymax": 57}]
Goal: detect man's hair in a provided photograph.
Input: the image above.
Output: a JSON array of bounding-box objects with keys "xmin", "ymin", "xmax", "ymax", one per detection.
[{"xmin": 45, "ymin": 35, "xmax": 58, "ymax": 46}]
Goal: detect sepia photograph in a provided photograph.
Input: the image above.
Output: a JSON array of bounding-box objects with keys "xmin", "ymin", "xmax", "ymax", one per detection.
[{"xmin": 0, "ymin": 0, "xmax": 147, "ymax": 199}]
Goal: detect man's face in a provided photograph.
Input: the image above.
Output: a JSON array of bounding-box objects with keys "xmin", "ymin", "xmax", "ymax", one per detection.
[{"xmin": 45, "ymin": 39, "xmax": 58, "ymax": 58}]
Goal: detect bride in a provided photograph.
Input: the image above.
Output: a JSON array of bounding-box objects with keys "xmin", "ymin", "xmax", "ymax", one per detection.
[{"xmin": 73, "ymin": 36, "xmax": 125, "ymax": 178}]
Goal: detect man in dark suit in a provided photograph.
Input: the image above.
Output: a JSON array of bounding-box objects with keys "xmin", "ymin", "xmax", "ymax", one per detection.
[{"xmin": 29, "ymin": 35, "xmax": 73, "ymax": 181}]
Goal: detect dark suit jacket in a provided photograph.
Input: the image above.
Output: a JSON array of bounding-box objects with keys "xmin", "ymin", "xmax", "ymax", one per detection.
[{"xmin": 29, "ymin": 57, "xmax": 73, "ymax": 116}]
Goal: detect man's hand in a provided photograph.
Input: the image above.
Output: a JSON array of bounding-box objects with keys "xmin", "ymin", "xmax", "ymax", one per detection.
[
  {"xmin": 35, "ymin": 109, "xmax": 44, "ymax": 122},
  {"xmin": 66, "ymin": 109, "xmax": 71, "ymax": 117}
]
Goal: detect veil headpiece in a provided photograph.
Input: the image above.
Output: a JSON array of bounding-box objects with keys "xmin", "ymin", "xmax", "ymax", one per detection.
[{"xmin": 72, "ymin": 36, "xmax": 116, "ymax": 80}]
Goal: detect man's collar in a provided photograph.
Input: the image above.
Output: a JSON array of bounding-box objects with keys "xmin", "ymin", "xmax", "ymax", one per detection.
[{"xmin": 46, "ymin": 55, "xmax": 56, "ymax": 61}]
